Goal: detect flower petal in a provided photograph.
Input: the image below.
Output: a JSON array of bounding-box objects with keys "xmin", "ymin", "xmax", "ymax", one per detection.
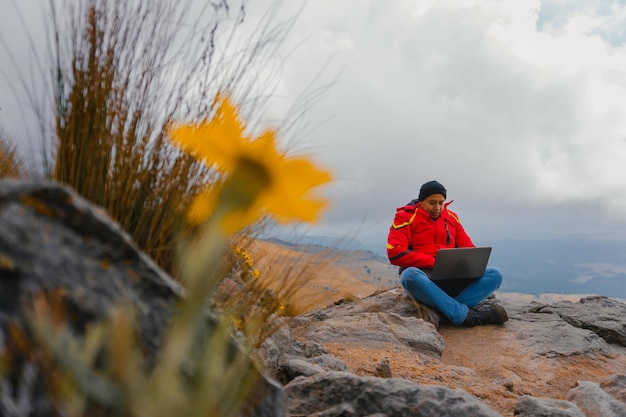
[
  {"xmin": 186, "ymin": 189, "xmax": 219, "ymax": 226},
  {"xmin": 169, "ymin": 97, "xmax": 248, "ymax": 172}
]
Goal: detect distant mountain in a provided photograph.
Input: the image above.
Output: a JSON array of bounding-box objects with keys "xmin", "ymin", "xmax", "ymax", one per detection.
[
  {"xmin": 264, "ymin": 236, "xmax": 626, "ymax": 300},
  {"xmin": 485, "ymin": 239, "xmax": 626, "ymax": 299},
  {"xmin": 264, "ymin": 235, "xmax": 367, "ymax": 251}
]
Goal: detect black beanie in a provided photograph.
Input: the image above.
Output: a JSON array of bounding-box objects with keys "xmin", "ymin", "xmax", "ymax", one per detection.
[{"xmin": 418, "ymin": 180, "xmax": 446, "ymax": 201}]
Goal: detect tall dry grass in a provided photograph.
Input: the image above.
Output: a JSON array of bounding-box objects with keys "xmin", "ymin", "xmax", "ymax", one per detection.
[
  {"xmin": 0, "ymin": 2, "xmax": 337, "ymax": 415},
  {"xmin": 0, "ymin": 127, "xmax": 26, "ymax": 178},
  {"xmin": 40, "ymin": 0, "xmax": 294, "ymax": 275},
  {"xmin": 212, "ymin": 238, "xmax": 331, "ymax": 350},
  {"xmin": 46, "ymin": 1, "xmax": 221, "ymax": 274}
]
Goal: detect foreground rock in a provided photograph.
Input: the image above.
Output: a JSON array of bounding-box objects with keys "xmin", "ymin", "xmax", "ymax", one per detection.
[
  {"xmin": 0, "ymin": 179, "xmax": 182, "ymax": 362},
  {"xmin": 286, "ymin": 371, "xmax": 503, "ymax": 417},
  {"xmin": 0, "ymin": 179, "xmax": 284, "ymax": 417}
]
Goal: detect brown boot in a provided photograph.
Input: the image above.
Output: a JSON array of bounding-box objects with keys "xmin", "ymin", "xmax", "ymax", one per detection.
[{"xmin": 463, "ymin": 303, "xmax": 508, "ymax": 326}]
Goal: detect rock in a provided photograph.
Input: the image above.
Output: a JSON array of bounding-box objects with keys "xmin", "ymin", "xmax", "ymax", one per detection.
[
  {"xmin": 313, "ymin": 311, "xmax": 441, "ymax": 356},
  {"xmin": 600, "ymin": 374, "xmax": 626, "ymax": 403},
  {"xmin": 501, "ymin": 297, "xmax": 613, "ymax": 358},
  {"xmin": 309, "ymin": 288, "xmax": 441, "ymax": 327},
  {"xmin": 0, "ymin": 179, "xmax": 285, "ymax": 417},
  {"xmin": 308, "ymin": 354, "xmax": 350, "ymax": 372},
  {"xmin": 281, "ymin": 358, "xmax": 326, "ymax": 380},
  {"xmin": 255, "ymin": 318, "xmax": 349, "ymax": 385},
  {"xmin": 513, "ymin": 395, "xmax": 585, "ymax": 417},
  {"xmin": 508, "ymin": 313, "xmax": 610, "ymax": 358},
  {"xmin": 536, "ymin": 296, "xmax": 626, "ymax": 346},
  {"xmin": 285, "ymin": 371, "xmax": 504, "ymax": 417},
  {"xmin": 293, "ymin": 309, "xmax": 444, "ymax": 357},
  {"xmin": 0, "ymin": 179, "xmax": 182, "ymax": 362},
  {"xmin": 374, "ymin": 357, "xmax": 392, "ymax": 378},
  {"xmin": 566, "ymin": 380, "xmax": 626, "ymax": 417}
]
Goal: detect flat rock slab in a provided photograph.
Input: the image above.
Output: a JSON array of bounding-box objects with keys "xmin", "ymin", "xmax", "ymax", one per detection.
[
  {"xmin": 534, "ymin": 296, "xmax": 626, "ymax": 347},
  {"xmin": 295, "ymin": 311, "xmax": 444, "ymax": 357},
  {"xmin": 286, "ymin": 371, "xmax": 504, "ymax": 417}
]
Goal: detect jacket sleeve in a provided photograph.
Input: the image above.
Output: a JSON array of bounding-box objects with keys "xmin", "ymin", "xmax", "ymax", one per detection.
[
  {"xmin": 387, "ymin": 210, "xmax": 436, "ymax": 269},
  {"xmin": 448, "ymin": 210, "xmax": 475, "ymax": 248}
]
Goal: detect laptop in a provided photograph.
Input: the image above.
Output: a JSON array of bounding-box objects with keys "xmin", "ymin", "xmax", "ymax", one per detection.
[{"xmin": 430, "ymin": 247, "xmax": 492, "ymax": 281}]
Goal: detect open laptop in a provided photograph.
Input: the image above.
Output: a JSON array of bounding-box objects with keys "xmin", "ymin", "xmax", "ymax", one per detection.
[{"xmin": 430, "ymin": 247, "xmax": 492, "ymax": 280}]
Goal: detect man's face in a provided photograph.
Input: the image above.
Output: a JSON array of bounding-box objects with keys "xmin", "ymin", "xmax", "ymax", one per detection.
[{"xmin": 419, "ymin": 194, "xmax": 445, "ymax": 219}]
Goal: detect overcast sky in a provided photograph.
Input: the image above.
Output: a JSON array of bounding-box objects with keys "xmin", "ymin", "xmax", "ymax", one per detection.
[
  {"xmin": 3, "ymin": 1, "xmax": 626, "ymax": 253},
  {"xmin": 255, "ymin": 0, "xmax": 626, "ymax": 251}
]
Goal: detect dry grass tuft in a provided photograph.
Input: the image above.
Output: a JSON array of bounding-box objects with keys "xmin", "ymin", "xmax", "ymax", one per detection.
[
  {"xmin": 0, "ymin": 1, "xmax": 335, "ymax": 415},
  {"xmin": 0, "ymin": 127, "xmax": 27, "ymax": 178},
  {"xmin": 46, "ymin": 0, "xmax": 228, "ymax": 275}
]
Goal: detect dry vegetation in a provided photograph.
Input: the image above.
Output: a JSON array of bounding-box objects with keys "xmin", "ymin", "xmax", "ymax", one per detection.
[
  {"xmin": 0, "ymin": 1, "xmax": 333, "ymax": 416},
  {"xmin": 246, "ymin": 239, "xmax": 397, "ymax": 313},
  {"xmin": 2, "ymin": 0, "xmax": 299, "ymax": 276},
  {"xmin": 0, "ymin": 127, "xmax": 26, "ymax": 178}
]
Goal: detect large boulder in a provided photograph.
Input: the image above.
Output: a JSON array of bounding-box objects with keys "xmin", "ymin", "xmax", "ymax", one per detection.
[
  {"xmin": 0, "ymin": 179, "xmax": 285, "ymax": 417},
  {"xmin": 566, "ymin": 380, "xmax": 626, "ymax": 417},
  {"xmin": 0, "ymin": 179, "xmax": 182, "ymax": 360},
  {"xmin": 534, "ymin": 296, "xmax": 626, "ymax": 346},
  {"xmin": 514, "ymin": 395, "xmax": 585, "ymax": 417},
  {"xmin": 286, "ymin": 371, "xmax": 504, "ymax": 417}
]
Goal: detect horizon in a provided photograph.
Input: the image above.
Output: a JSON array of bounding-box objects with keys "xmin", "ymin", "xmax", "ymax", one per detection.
[{"xmin": 263, "ymin": 233, "xmax": 626, "ymax": 300}]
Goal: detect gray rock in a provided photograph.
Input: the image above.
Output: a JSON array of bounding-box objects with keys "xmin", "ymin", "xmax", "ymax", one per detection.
[
  {"xmin": 299, "ymin": 288, "xmax": 441, "ymax": 327},
  {"xmin": 507, "ymin": 315, "xmax": 610, "ymax": 358},
  {"xmin": 600, "ymin": 374, "xmax": 626, "ymax": 403},
  {"xmin": 296, "ymin": 311, "xmax": 444, "ymax": 357},
  {"xmin": 256, "ymin": 324, "xmax": 299, "ymax": 377},
  {"xmin": 0, "ymin": 179, "xmax": 285, "ymax": 417},
  {"xmin": 286, "ymin": 371, "xmax": 504, "ymax": 417},
  {"xmin": 374, "ymin": 357, "xmax": 392, "ymax": 378},
  {"xmin": 281, "ymin": 358, "xmax": 326, "ymax": 380},
  {"xmin": 308, "ymin": 354, "xmax": 349, "ymax": 372},
  {"xmin": 537, "ymin": 296, "xmax": 626, "ymax": 346},
  {"xmin": 256, "ymin": 318, "xmax": 349, "ymax": 386},
  {"xmin": 0, "ymin": 179, "xmax": 182, "ymax": 361},
  {"xmin": 566, "ymin": 380, "xmax": 626, "ymax": 417},
  {"xmin": 514, "ymin": 395, "xmax": 585, "ymax": 417},
  {"xmin": 501, "ymin": 298, "xmax": 612, "ymax": 358},
  {"xmin": 287, "ymin": 290, "xmax": 445, "ymax": 360}
]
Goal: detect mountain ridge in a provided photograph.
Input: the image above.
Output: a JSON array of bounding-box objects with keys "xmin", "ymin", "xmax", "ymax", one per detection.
[{"xmin": 260, "ymin": 236, "xmax": 626, "ymax": 301}]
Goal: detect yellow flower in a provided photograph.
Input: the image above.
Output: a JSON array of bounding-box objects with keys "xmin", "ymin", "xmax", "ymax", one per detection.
[{"xmin": 169, "ymin": 95, "xmax": 332, "ymax": 232}]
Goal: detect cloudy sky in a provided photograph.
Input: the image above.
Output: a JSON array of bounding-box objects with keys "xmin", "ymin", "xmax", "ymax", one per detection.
[
  {"xmin": 254, "ymin": 0, "xmax": 626, "ymax": 251},
  {"xmin": 3, "ymin": 0, "xmax": 626, "ymax": 253}
]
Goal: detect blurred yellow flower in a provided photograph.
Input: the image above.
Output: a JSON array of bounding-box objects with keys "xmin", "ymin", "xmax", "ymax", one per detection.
[{"xmin": 169, "ymin": 95, "xmax": 332, "ymax": 233}]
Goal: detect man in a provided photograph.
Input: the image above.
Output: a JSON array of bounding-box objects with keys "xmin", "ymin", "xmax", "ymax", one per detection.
[{"xmin": 387, "ymin": 180, "xmax": 508, "ymax": 326}]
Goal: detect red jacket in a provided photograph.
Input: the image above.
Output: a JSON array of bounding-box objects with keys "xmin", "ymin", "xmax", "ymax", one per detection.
[{"xmin": 387, "ymin": 200, "xmax": 474, "ymax": 270}]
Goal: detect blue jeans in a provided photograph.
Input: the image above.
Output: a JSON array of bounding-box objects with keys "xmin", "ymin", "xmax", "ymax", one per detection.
[{"xmin": 400, "ymin": 267, "xmax": 503, "ymax": 325}]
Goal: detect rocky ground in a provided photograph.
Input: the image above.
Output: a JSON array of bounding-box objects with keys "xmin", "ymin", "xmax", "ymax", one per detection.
[
  {"xmin": 315, "ymin": 292, "xmax": 626, "ymax": 416},
  {"xmin": 3, "ymin": 179, "xmax": 626, "ymax": 417},
  {"xmin": 258, "ymin": 288, "xmax": 626, "ymax": 416},
  {"xmin": 250, "ymin": 238, "xmax": 626, "ymax": 416}
]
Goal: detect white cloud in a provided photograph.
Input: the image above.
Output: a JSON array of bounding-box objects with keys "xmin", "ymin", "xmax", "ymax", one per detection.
[
  {"xmin": 255, "ymin": 0, "xmax": 626, "ymax": 245},
  {"xmin": 4, "ymin": 0, "xmax": 626, "ymax": 247}
]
